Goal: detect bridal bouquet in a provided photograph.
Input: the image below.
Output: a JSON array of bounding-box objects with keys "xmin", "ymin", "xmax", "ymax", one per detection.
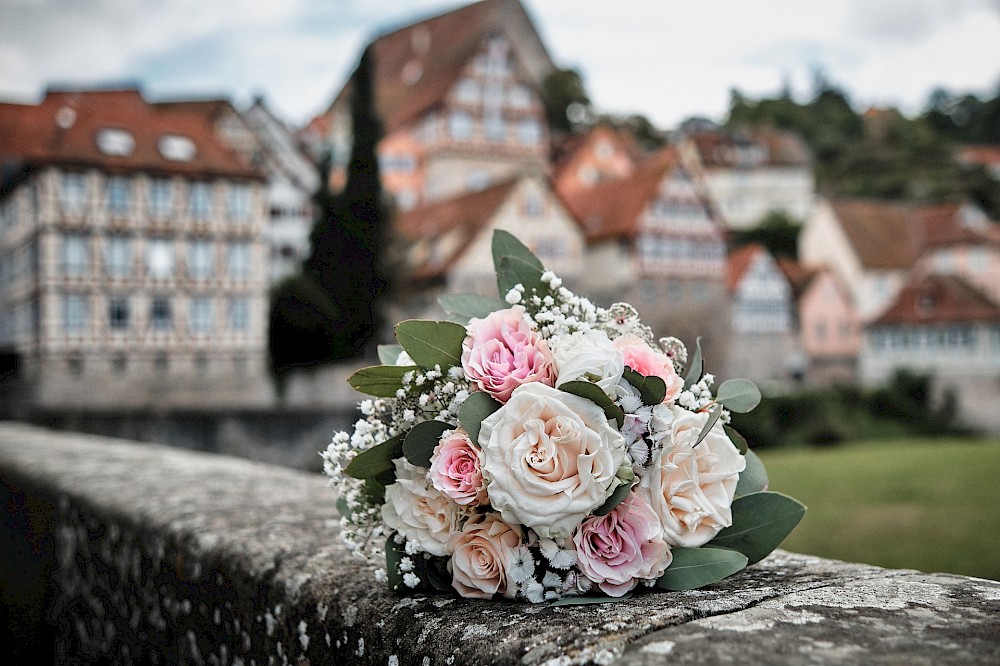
[{"xmin": 323, "ymin": 231, "xmax": 804, "ymax": 603}]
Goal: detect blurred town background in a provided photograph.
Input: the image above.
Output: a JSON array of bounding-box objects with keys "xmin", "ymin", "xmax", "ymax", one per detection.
[{"xmin": 1, "ymin": 0, "xmax": 999, "ymax": 577}]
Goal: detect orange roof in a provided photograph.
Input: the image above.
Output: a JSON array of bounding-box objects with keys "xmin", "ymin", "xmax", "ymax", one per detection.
[
  {"xmin": 872, "ymin": 273, "xmax": 1000, "ymax": 325},
  {"xmin": 726, "ymin": 244, "xmax": 765, "ymax": 291},
  {"xmin": 395, "ymin": 177, "xmax": 521, "ymax": 279},
  {"xmin": 957, "ymin": 145, "xmax": 1000, "ymax": 168},
  {"xmin": 560, "ymin": 147, "xmax": 682, "ymax": 242},
  {"xmin": 686, "ymin": 129, "xmax": 811, "ymax": 169},
  {"xmin": 324, "ymin": 0, "xmax": 553, "ymax": 135},
  {"xmin": 0, "ymin": 88, "xmax": 261, "ymax": 179},
  {"xmin": 551, "ymin": 124, "xmax": 641, "ymax": 185}
]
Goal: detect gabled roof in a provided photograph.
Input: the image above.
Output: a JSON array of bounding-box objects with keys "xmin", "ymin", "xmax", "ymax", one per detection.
[
  {"xmin": 326, "ymin": 0, "xmax": 554, "ymax": 135},
  {"xmin": 872, "ymin": 273, "xmax": 1000, "ymax": 325},
  {"xmin": 726, "ymin": 244, "xmax": 766, "ymax": 291},
  {"xmin": 0, "ymin": 88, "xmax": 261, "ymax": 179},
  {"xmin": 395, "ymin": 177, "xmax": 521, "ymax": 279},
  {"xmin": 775, "ymin": 257, "xmax": 820, "ymax": 298},
  {"xmin": 827, "ymin": 199, "xmax": 998, "ymax": 271},
  {"xmin": 560, "ymin": 147, "xmax": 682, "ymax": 242},
  {"xmin": 551, "ymin": 124, "xmax": 641, "ymax": 187},
  {"xmin": 685, "ymin": 129, "xmax": 811, "ymax": 169}
]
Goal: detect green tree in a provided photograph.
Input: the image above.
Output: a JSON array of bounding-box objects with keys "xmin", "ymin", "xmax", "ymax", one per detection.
[
  {"xmin": 729, "ymin": 211, "xmax": 802, "ymax": 259},
  {"xmin": 541, "ymin": 67, "xmax": 592, "ymax": 134}
]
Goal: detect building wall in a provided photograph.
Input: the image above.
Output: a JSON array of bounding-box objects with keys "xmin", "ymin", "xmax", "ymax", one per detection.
[
  {"xmin": 799, "ymin": 271, "xmax": 861, "ymax": 361},
  {"xmin": 859, "ymin": 322, "xmax": 1000, "ymax": 384},
  {"xmin": 555, "ymin": 127, "xmax": 637, "ymax": 198},
  {"xmin": 703, "ymin": 167, "xmax": 813, "ymax": 229},
  {"xmin": 919, "ymin": 244, "xmax": 1000, "ymax": 306}
]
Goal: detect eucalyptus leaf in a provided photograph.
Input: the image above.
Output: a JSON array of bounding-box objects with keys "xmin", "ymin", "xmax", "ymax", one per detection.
[
  {"xmin": 343, "ymin": 434, "xmax": 403, "ymax": 480},
  {"xmin": 708, "ymin": 491, "xmax": 806, "ymax": 565},
  {"xmin": 377, "ymin": 344, "xmax": 405, "ymax": 366},
  {"xmin": 593, "ymin": 482, "xmax": 632, "ymax": 517},
  {"xmin": 335, "ymin": 496, "xmax": 351, "ymax": 520},
  {"xmin": 724, "ymin": 425, "xmax": 749, "ymax": 455},
  {"xmin": 402, "ymin": 420, "xmax": 451, "ymax": 467},
  {"xmin": 348, "ymin": 365, "xmax": 418, "ymax": 397},
  {"xmin": 622, "ymin": 368, "xmax": 666, "ymax": 406},
  {"xmin": 395, "ymin": 320, "xmax": 467, "ymax": 369},
  {"xmin": 548, "ymin": 592, "xmax": 632, "ymax": 607},
  {"xmin": 458, "ymin": 391, "xmax": 501, "ymax": 446},
  {"xmin": 493, "ymin": 229, "xmax": 546, "ymax": 296},
  {"xmin": 655, "ymin": 546, "xmax": 748, "ymax": 591},
  {"xmin": 362, "ymin": 470, "xmax": 394, "ymax": 505},
  {"xmin": 559, "ymin": 381, "xmax": 625, "ymax": 428},
  {"xmin": 438, "ymin": 293, "xmax": 507, "ymax": 323},
  {"xmin": 735, "ymin": 449, "xmax": 768, "ymax": 497},
  {"xmin": 385, "ymin": 533, "xmax": 406, "ymax": 593},
  {"xmin": 693, "ymin": 404, "xmax": 723, "ymax": 447},
  {"xmin": 683, "ymin": 336, "xmax": 703, "ymax": 389},
  {"xmin": 715, "ymin": 378, "xmax": 762, "ymax": 413}
]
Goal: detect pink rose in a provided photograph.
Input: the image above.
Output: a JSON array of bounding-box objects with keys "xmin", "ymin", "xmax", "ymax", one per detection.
[
  {"xmin": 429, "ymin": 430, "xmax": 487, "ymax": 506},
  {"xmin": 613, "ymin": 335, "xmax": 684, "ymax": 404},
  {"xmin": 449, "ymin": 513, "xmax": 523, "ymax": 600},
  {"xmin": 573, "ymin": 493, "xmax": 672, "ymax": 597},
  {"xmin": 461, "ymin": 306, "xmax": 555, "ymax": 403}
]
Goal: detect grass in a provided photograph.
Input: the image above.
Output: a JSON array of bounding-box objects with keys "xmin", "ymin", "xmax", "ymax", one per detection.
[{"xmin": 756, "ymin": 436, "xmax": 1000, "ymax": 581}]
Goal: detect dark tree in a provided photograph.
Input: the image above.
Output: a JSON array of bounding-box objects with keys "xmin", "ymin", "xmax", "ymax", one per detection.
[
  {"xmin": 729, "ymin": 211, "xmax": 802, "ymax": 259},
  {"xmin": 541, "ymin": 68, "xmax": 592, "ymax": 134}
]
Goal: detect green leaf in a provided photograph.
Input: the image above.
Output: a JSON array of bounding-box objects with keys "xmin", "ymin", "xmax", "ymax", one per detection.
[
  {"xmin": 593, "ymin": 482, "xmax": 632, "ymax": 517},
  {"xmin": 493, "ymin": 229, "xmax": 546, "ymax": 296},
  {"xmin": 348, "ymin": 365, "xmax": 418, "ymax": 397},
  {"xmin": 377, "ymin": 344, "xmax": 405, "ymax": 366},
  {"xmin": 362, "ymin": 470, "xmax": 394, "ymax": 505},
  {"xmin": 655, "ymin": 546, "xmax": 748, "ymax": 591},
  {"xmin": 724, "ymin": 425, "xmax": 749, "ymax": 455},
  {"xmin": 715, "ymin": 378, "xmax": 762, "ymax": 413},
  {"xmin": 683, "ymin": 336, "xmax": 703, "ymax": 389},
  {"xmin": 559, "ymin": 381, "xmax": 625, "ymax": 428},
  {"xmin": 335, "ymin": 496, "xmax": 351, "ymax": 520},
  {"xmin": 438, "ymin": 293, "xmax": 507, "ymax": 323},
  {"xmin": 708, "ymin": 491, "xmax": 806, "ymax": 565},
  {"xmin": 402, "ymin": 420, "xmax": 451, "ymax": 468},
  {"xmin": 694, "ymin": 404, "xmax": 723, "ymax": 447},
  {"xmin": 622, "ymin": 368, "xmax": 666, "ymax": 405},
  {"xmin": 395, "ymin": 320, "xmax": 467, "ymax": 369},
  {"xmin": 458, "ymin": 391, "xmax": 501, "ymax": 446},
  {"xmin": 735, "ymin": 449, "xmax": 768, "ymax": 497},
  {"xmin": 547, "ymin": 592, "xmax": 633, "ymax": 607},
  {"xmin": 385, "ymin": 533, "xmax": 407, "ymax": 593},
  {"xmin": 343, "ymin": 434, "xmax": 403, "ymax": 480}
]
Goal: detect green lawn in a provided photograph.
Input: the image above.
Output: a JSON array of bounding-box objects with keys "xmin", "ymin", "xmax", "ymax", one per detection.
[{"xmin": 757, "ymin": 437, "xmax": 1000, "ymax": 581}]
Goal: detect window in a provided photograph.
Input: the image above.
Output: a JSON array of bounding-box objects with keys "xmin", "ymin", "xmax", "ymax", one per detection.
[
  {"xmin": 667, "ymin": 279, "xmax": 683, "ymax": 302},
  {"xmin": 508, "ymin": 84, "xmax": 532, "ymax": 109},
  {"xmin": 483, "ymin": 82, "xmax": 504, "ymax": 109},
  {"xmin": 104, "ymin": 235, "xmax": 132, "ymax": 278},
  {"xmin": 151, "ymin": 297, "xmax": 172, "ymax": 331},
  {"xmin": 484, "ymin": 112, "xmax": 506, "ymax": 142},
  {"xmin": 63, "ymin": 294, "xmax": 88, "ymax": 334},
  {"xmin": 108, "ymin": 297, "xmax": 130, "ymax": 331},
  {"xmin": 96, "ymin": 129, "xmax": 134, "ymax": 156},
  {"xmin": 112, "ymin": 354, "xmax": 127, "ymax": 375},
  {"xmin": 61, "ymin": 172, "xmax": 87, "ymax": 217},
  {"xmin": 149, "ymin": 178, "xmax": 173, "ymax": 221},
  {"xmin": 147, "ymin": 238, "xmax": 174, "ymax": 279},
  {"xmin": 523, "ymin": 193, "xmax": 544, "ymax": 217},
  {"xmin": 228, "ymin": 242, "xmax": 251, "ymax": 279},
  {"xmin": 107, "ymin": 176, "xmax": 131, "ymax": 217},
  {"xmin": 448, "ymin": 110, "xmax": 473, "ymax": 140},
  {"xmin": 466, "ymin": 171, "xmax": 490, "ymax": 191},
  {"xmin": 188, "ymin": 182, "xmax": 213, "ymax": 221},
  {"xmin": 188, "ymin": 240, "xmax": 214, "ymax": 280},
  {"xmin": 455, "ymin": 78, "xmax": 480, "ymax": 104},
  {"xmin": 640, "ymin": 279, "xmax": 657, "ymax": 303},
  {"xmin": 397, "ymin": 189, "xmax": 417, "ymax": 212},
  {"xmin": 229, "ymin": 297, "xmax": 250, "ymax": 332},
  {"xmin": 154, "ymin": 352, "xmax": 169, "ymax": 374},
  {"xmin": 62, "ymin": 234, "xmax": 89, "ymax": 277},
  {"xmin": 517, "ymin": 118, "xmax": 541, "ymax": 146},
  {"xmin": 226, "ymin": 183, "xmax": 252, "ymax": 222},
  {"xmin": 189, "ymin": 297, "xmax": 214, "ymax": 334}
]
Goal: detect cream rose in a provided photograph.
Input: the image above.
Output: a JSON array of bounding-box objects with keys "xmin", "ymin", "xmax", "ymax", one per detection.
[
  {"xmin": 479, "ymin": 383, "xmax": 627, "ymax": 538},
  {"xmin": 449, "ymin": 513, "xmax": 522, "ymax": 600},
  {"xmin": 644, "ymin": 407, "xmax": 746, "ymax": 547},
  {"xmin": 551, "ymin": 329, "xmax": 624, "ymax": 396},
  {"xmin": 381, "ymin": 458, "xmax": 466, "ymax": 556}
]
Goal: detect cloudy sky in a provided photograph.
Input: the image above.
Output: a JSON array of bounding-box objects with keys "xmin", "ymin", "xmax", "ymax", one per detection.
[{"xmin": 1, "ymin": 0, "xmax": 999, "ymax": 129}]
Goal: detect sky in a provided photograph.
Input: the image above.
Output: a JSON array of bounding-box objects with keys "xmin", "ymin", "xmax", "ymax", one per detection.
[{"xmin": 1, "ymin": 0, "xmax": 999, "ymax": 130}]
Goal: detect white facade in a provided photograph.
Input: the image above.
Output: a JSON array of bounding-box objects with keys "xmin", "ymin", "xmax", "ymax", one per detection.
[
  {"xmin": 703, "ymin": 167, "xmax": 814, "ymax": 229},
  {"xmin": 860, "ymin": 322, "xmax": 1000, "ymax": 383}
]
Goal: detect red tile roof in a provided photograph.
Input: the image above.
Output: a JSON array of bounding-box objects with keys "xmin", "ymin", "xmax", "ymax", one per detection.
[
  {"xmin": 957, "ymin": 145, "xmax": 1000, "ymax": 169},
  {"xmin": 551, "ymin": 124, "xmax": 641, "ymax": 186},
  {"xmin": 324, "ymin": 0, "xmax": 553, "ymax": 135},
  {"xmin": 395, "ymin": 177, "xmax": 521, "ymax": 279},
  {"xmin": 0, "ymin": 89, "xmax": 262, "ymax": 179},
  {"xmin": 726, "ymin": 244, "xmax": 765, "ymax": 291},
  {"xmin": 872, "ymin": 273, "xmax": 1000, "ymax": 325}
]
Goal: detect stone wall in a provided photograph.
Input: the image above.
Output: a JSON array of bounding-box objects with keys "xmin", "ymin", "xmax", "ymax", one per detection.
[{"xmin": 2, "ymin": 422, "xmax": 998, "ymax": 665}]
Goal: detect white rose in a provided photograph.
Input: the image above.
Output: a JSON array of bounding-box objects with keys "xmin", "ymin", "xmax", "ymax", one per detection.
[
  {"xmin": 479, "ymin": 383, "xmax": 627, "ymax": 538},
  {"xmin": 551, "ymin": 329, "xmax": 625, "ymax": 396},
  {"xmin": 381, "ymin": 458, "xmax": 466, "ymax": 556},
  {"xmin": 643, "ymin": 406, "xmax": 746, "ymax": 548}
]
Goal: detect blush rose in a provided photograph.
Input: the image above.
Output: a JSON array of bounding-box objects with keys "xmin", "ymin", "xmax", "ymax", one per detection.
[
  {"xmin": 381, "ymin": 458, "xmax": 466, "ymax": 557},
  {"xmin": 573, "ymin": 493, "xmax": 672, "ymax": 596},
  {"xmin": 429, "ymin": 429, "xmax": 487, "ymax": 506},
  {"xmin": 449, "ymin": 513, "xmax": 522, "ymax": 600},
  {"xmin": 613, "ymin": 335, "xmax": 684, "ymax": 404},
  {"xmin": 461, "ymin": 305, "xmax": 555, "ymax": 403}
]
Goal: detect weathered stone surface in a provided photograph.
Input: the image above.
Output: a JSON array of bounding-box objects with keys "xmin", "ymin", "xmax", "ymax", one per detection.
[{"xmin": 1, "ymin": 422, "xmax": 998, "ymax": 665}]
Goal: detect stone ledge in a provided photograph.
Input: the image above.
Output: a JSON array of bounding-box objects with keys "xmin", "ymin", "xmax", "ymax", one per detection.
[{"xmin": 1, "ymin": 422, "xmax": 998, "ymax": 665}]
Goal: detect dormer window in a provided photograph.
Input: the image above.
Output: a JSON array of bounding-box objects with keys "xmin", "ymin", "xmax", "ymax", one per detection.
[
  {"xmin": 96, "ymin": 128, "xmax": 135, "ymax": 156},
  {"xmin": 158, "ymin": 134, "xmax": 196, "ymax": 162},
  {"xmin": 402, "ymin": 60, "xmax": 423, "ymax": 85}
]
